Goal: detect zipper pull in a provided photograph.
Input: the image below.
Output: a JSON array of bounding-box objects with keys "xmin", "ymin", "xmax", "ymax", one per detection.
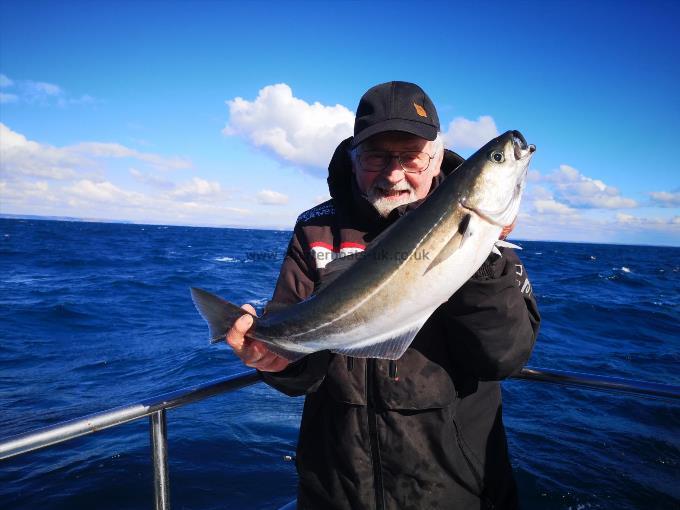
[
  {"xmin": 347, "ymin": 356, "xmax": 354, "ymax": 371},
  {"xmin": 389, "ymin": 360, "xmax": 399, "ymax": 381}
]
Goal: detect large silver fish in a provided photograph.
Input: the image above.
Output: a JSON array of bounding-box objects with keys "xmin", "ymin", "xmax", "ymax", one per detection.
[{"xmin": 192, "ymin": 130, "xmax": 535, "ymax": 361}]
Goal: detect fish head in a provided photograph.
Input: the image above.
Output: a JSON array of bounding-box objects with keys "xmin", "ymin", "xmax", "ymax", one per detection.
[{"xmin": 460, "ymin": 130, "xmax": 535, "ymax": 227}]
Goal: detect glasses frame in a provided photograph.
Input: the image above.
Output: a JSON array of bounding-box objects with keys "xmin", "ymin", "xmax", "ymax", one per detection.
[{"xmin": 357, "ymin": 150, "xmax": 438, "ymax": 174}]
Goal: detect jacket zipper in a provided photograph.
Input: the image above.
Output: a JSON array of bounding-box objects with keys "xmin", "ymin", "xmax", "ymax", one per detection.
[{"xmin": 366, "ymin": 359, "xmax": 385, "ymax": 510}]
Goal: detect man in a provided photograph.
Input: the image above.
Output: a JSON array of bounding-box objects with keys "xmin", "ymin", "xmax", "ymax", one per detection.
[{"xmin": 227, "ymin": 82, "xmax": 540, "ymax": 509}]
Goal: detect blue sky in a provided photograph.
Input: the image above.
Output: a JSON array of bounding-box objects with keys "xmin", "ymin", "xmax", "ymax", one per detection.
[{"xmin": 1, "ymin": 0, "xmax": 678, "ymax": 245}]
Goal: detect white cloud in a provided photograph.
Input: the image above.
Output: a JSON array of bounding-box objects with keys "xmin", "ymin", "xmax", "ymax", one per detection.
[
  {"xmin": 0, "ymin": 124, "xmax": 192, "ymax": 183},
  {"xmin": 649, "ymin": 191, "xmax": 680, "ymax": 207},
  {"xmin": 71, "ymin": 142, "xmax": 191, "ymax": 170},
  {"xmin": 256, "ymin": 189, "xmax": 289, "ymax": 205},
  {"xmin": 26, "ymin": 81, "xmax": 62, "ymax": 97},
  {"xmin": 63, "ymin": 179, "xmax": 144, "ymax": 204},
  {"xmin": 0, "ymin": 93, "xmax": 18, "ymax": 104},
  {"xmin": 533, "ymin": 198, "xmax": 578, "ymax": 215},
  {"xmin": 313, "ymin": 194, "xmax": 331, "ymax": 205},
  {"xmin": 544, "ymin": 164, "xmax": 637, "ymax": 209},
  {"xmin": 170, "ymin": 177, "xmax": 224, "ymax": 199},
  {"xmin": 0, "ymin": 123, "xmax": 89, "ymax": 180},
  {"xmin": 223, "ymin": 83, "xmax": 354, "ymax": 171},
  {"xmin": 442, "ymin": 115, "xmax": 498, "ymax": 150},
  {"xmin": 0, "ymin": 179, "xmax": 53, "ymax": 203},
  {"xmin": 0, "ymin": 74, "xmax": 14, "ymax": 87},
  {"xmin": 0, "ymin": 125, "xmax": 305, "ymax": 227},
  {"xmin": 0, "ymin": 74, "xmax": 96, "ymax": 106},
  {"xmin": 129, "ymin": 168, "xmax": 174, "ymax": 189}
]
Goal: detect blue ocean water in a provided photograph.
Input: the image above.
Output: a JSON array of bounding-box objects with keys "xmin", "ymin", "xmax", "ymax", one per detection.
[{"xmin": 0, "ymin": 218, "xmax": 678, "ymax": 509}]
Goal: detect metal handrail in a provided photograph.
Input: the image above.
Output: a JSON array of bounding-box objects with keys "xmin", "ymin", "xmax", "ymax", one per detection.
[{"xmin": 0, "ymin": 367, "xmax": 678, "ymax": 509}]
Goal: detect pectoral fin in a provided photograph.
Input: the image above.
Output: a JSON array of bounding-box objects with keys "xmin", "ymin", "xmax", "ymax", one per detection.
[
  {"xmin": 495, "ymin": 239, "xmax": 522, "ymax": 250},
  {"xmin": 424, "ymin": 213, "xmax": 471, "ymax": 274}
]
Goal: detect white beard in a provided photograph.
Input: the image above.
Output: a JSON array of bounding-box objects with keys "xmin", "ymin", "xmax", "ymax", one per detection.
[{"xmin": 366, "ymin": 182, "xmax": 417, "ymax": 218}]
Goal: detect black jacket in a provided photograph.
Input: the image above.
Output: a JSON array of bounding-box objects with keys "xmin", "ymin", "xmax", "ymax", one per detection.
[{"xmin": 261, "ymin": 138, "xmax": 540, "ymax": 509}]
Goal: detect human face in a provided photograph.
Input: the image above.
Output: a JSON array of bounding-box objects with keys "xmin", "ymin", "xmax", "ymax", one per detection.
[{"xmin": 353, "ymin": 131, "xmax": 442, "ymax": 217}]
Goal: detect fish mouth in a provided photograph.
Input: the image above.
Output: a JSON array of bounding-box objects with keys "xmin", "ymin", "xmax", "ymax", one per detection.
[{"xmin": 512, "ymin": 130, "xmax": 536, "ymax": 161}]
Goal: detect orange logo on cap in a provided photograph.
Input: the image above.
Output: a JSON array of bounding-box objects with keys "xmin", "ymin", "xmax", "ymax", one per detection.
[{"xmin": 413, "ymin": 103, "xmax": 427, "ymax": 117}]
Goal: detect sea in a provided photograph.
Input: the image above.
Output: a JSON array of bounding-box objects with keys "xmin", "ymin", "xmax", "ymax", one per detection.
[{"xmin": 0, "ymin": 218, "xmax": 678, "ymax": 510}]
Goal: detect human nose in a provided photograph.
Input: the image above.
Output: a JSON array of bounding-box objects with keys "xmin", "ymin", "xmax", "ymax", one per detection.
[{"xmin": 382, "ymin": 155, "xmax": 406, "ymax": 181}]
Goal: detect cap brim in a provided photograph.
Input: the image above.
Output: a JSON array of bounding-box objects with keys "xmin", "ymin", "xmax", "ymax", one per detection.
[{"xmin": 352, "ymin": 119, "xmax": 438, "ymax": 148}]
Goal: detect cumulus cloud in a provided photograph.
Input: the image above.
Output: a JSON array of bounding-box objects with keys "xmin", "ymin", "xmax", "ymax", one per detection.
[
  {"xmin": 525, "ymin": 185, "xmax": 578, "ymax": 216},
  {"xmin": 63, "ymin": 179, "xmax": 144, "ymax": 204},
  {"xmin": 543, "ymin": 165, "xmax": 637, "ymax": 209},
  {"xmin": 615, "ymin": 212, "xmax": 679, "ymax": 228},
  {"xmin": 0, "ymin": 124, "xmax": 191, "ymax": 182},
  {"xmin": 533, "ymin": 198, "xmax": 578, "ymax": 215},
  {"xmin": 0, "ymin": 125, "xmax": 301, "ymax": 227},
  {"xmin": 170, "ymin": 177, "xmax": 224, "ymax": 199},
  {"xmin": 0, "ymin": 123, "xmax": 88, "ymax": 180},
  {"xmin": 442, "ymin": 115, "xmax": 498, "ymax": 150},
  {"xmin": 256, "ymin": 189, "xmax": 289, "ymax": 205},
  {"xmin": 649, "ymin": 190, "xmax": 680, "ymax": 208},
  {"xmin": 223, "ymin": 83, "xmax": 354, "ymax": 171}
]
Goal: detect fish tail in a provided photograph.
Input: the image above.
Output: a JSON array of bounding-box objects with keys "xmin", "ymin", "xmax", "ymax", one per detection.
[{"xmin": 190, "ymin": 287, "xmax": 256, "ymax": 343}]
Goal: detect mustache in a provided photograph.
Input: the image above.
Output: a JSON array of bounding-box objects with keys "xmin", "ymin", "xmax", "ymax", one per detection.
[{"xmin": 369, "ymin": 181, "xmax": 415, "ymax": 194}]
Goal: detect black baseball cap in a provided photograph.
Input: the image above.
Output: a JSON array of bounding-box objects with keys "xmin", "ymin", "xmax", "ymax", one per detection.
[{"xmin": 352, "ymin": 81, "xmax": 440, "ymax": 148}]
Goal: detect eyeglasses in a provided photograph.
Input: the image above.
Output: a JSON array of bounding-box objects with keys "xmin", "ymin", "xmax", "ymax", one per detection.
[{"xmin": 357, "ymin": 150, "xmax": 437, "ymax": 174}]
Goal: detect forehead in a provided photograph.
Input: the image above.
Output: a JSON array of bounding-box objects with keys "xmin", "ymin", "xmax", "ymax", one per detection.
[{"xmin": 361, "ymin": 131, "xmax": 431, "ymax": 151}]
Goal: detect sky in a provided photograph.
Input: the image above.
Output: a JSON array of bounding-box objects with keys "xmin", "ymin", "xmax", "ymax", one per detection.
[{"xmin": 1, "ymin": 0, "xmax": 679, "ymax": 246}]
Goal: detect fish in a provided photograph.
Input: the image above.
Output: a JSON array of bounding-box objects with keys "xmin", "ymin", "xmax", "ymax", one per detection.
[{"xmin": 191, "ymin": 130, "xmax": 535, "ymax": 361}]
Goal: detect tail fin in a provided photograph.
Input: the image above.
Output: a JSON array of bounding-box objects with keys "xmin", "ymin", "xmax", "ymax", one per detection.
[{"xmin": 190, "ymin": 287, "xmax": 256, "ymax": 344}]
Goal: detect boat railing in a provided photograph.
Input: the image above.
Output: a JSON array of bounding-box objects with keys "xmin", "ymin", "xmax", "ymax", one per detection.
[{"xmin": 1, "ymin": 367, "xmax": 678, "ymax": 510}]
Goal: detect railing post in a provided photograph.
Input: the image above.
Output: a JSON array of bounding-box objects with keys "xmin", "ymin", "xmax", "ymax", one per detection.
[{"xmin": 150, "ymin": 409, "xmax": 170, "ymax": 510}]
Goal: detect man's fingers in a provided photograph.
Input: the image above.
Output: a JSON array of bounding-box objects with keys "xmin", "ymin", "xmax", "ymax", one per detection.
[
  {"xmin": 225, "ymin": 304, "xmax": 256, "ymax": 353},
  {"xmin": 223, "ymin": 306, "xmax": 290, "ymax": 372}
]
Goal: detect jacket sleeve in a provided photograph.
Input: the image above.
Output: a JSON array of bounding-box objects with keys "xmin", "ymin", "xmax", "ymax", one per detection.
[
  {"xmin": 442, "ymin": 248, "xmax": 540, "ymax": 381},
  {"xmin": 259, "ymin": 225, "xmax": 332, "ymax": 396}
]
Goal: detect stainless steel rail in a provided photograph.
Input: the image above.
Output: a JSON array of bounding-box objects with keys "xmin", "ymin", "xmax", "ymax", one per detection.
[
  {"xmin": 0, "ymin": 366, "xmax": 678, "ymax": 509},
  {"xmin": 0, "ymin": 370, "xmax": 261, "ymax": 510},
  {"xmin": 514, "ymin": 367, "xmax": 680, "ymax": 399}
]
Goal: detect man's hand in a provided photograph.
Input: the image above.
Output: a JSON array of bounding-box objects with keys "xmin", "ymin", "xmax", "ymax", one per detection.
[{"xmin": 226, "ymin": 304, "xmax": 291, "ymax": 373}]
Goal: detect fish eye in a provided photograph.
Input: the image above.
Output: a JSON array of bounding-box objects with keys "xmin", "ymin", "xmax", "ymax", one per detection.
[{"xmin": 489, "ymin": 151, "xmax": 505, "ymax": 163}]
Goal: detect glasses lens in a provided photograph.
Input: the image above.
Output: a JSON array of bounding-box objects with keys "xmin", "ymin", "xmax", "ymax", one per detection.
[
  {"xmin": 400, "ymin": 152, "xmax": 430, "ymax": 173},
  {"xmin": 359, "ymin": 151, "xmax": 431, "ymax": 173},
  {"xmin": 359, "ymin": 152, "xmax": 390, "ymax": 172}
]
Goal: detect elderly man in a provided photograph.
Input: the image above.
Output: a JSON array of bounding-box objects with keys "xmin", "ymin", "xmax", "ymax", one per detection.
[{"xmin": 227, "ymin": 82, "xmax": 540, "ymax": 509}]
